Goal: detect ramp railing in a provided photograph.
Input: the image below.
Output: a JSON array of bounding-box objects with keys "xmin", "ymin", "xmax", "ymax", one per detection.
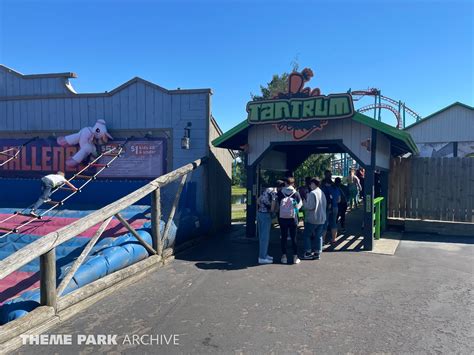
[
  {"xmin": 373, "ymin": 196, "xmax": 386, "ymax": 240},
  {"xmin": 0, "ymin": 157, "xmax": 206, "ymax": 319}
]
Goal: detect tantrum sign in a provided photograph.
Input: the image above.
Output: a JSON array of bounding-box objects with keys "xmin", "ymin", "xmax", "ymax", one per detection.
[
  {"xmin": 246, "ymin": 94, "xmax": 354, "ymax": 124},
  {"xmin": 246, "ymin": 68, "xmax": 355, "ymax": 140}
]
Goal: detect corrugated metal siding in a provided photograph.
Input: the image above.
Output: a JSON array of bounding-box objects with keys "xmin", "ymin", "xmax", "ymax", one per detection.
[
  {"xmin": 405, "ymin": 106, "xmax": 474, "ymax": 143},
  {"xmin": 247, "ymin": 118, "xmax": 372, "ymax": 166}
]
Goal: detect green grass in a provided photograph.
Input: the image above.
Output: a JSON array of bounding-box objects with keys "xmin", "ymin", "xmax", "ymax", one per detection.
[
  {"xmin": 231, "ymin": 205, "xmax": 246, "ymax": 222},
  {"xmin": 232, "ymin": 186, "xmax": 246, "ymax": 196}
]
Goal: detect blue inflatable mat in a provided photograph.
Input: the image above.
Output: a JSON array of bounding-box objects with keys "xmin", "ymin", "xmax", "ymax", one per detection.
[{"xmin": 0, "ymin": 221, "xmax": 176, "ymax": 325}]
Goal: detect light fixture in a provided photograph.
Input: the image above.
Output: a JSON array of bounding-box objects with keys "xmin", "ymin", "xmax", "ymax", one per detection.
[{"xmin": 181, "ymin": 122, "xmax": 192, "ymax": 149}]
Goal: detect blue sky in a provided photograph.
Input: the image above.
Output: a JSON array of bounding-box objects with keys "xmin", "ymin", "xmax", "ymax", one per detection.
[{"xmin": 1, "ymin": 0, "xmax": 472, "ymax": 131}]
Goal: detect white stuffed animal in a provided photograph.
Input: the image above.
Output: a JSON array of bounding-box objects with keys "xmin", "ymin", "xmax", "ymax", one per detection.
[{"xmin": 57, "ymin": 119, "xmax": 113, "ymax": 167}]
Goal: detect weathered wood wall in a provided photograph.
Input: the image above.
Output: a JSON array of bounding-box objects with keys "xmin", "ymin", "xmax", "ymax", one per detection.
[
  {"xmin": 0, "ymin": 66, "xmax": 73, "ymax": 97},
  {"xmin": 0, "ymin": 67, "xmax": 210, "ymax": 174},
  {"xmin": 389, "ymin": 157, "xmax": 474, "ymax": 223},
  {"xmin": 0, "ymin": 67, "xmax": 215, "ymax": 216},
  {"xmin": 208, "ymin": 117, "xmax": 232, "ymax": 232}
]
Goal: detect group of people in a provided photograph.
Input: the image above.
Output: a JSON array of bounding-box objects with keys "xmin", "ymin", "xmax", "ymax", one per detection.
[{"xmin": 256, "ymin": 168, "xmax": 365, "ymax": 265}]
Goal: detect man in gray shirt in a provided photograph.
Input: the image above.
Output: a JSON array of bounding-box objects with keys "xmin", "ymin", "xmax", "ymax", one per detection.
[{"xmin": 302, "ymin": 178, "xmax": 327, "ymax": 260}]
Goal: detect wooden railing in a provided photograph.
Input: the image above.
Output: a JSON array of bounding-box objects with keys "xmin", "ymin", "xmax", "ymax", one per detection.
[{"xmin": 0, "ymin": 157, "xmax": 206, "ymax": 313}]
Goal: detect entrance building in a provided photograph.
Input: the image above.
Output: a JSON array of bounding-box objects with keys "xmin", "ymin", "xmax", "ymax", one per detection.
[{"xmin": 213, "ymin": 69, "xmax": 417, "ymax": 250}]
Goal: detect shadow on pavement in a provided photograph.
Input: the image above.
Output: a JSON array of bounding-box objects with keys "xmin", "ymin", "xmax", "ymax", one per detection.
[
  {"xmin": 175, "ymin": 224, "xmax": 259, "ymax": 272},
  {"xmin": 174, "ymin": 207, "xmax": 367, "ymax": 271}
]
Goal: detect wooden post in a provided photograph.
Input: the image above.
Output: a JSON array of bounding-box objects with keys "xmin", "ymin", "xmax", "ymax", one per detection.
[
  {"xmin": 0, "ymin": 158, "xmax": 206, "ymax": 280},
  {"xmin": 363, "ymin": 128, "xmax": 377, "ymax": 251},
  {"xmin": 380, "ymin": 171, "xmax": 389, "ymax": 232},
  {"xmin": 363, "ymin": 167, "xmax": 375, "ymax": 250},
  {"xmin": 245, "ymin": 163, "xmax": 257, "ymax": 238},
  {"xmin": 56, "ymin": 216, "xmax": 113, "ymax": 297},
  {"xmin": 151, "ymin": 188, "xmax": 162, "ymax": 255},
  {"xmin": 115, "ymin": 213, "xmax": 157, "ymax": 255},
  {"xmin": 40, "ymin": 248, "xmax": 57, "ymax": 309},
  {"xmin": 163, "ymin": 174, "xmax": 188, "ymax": 250}
]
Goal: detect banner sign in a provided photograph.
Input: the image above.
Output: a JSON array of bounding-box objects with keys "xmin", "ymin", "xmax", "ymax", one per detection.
[
  {"xmin": 0, "ymin": 137, "xmax": 167, "ymax": 179},
  {"xmin": 247, "ymin": 94, "xmax": 354, "ymax": 124},
  {"xmin": 246, "ymin": 68, "xmax": 354, "ymax": 141},
  {"xmin": 99, "ymin": 139, "xmax": 166, "ymax": 179},
  {"xmin": 246, "ymin": 68, "xmax": 354, "ymax": 124}
]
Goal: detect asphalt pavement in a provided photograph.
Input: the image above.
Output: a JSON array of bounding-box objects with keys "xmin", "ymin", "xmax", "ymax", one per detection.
[{"xmin": 16, "ymin": 222, "xmax": 474, "ymax": 354}]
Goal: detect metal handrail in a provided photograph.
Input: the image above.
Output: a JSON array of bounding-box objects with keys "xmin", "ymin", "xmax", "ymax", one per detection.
[{"xmin": 373, "ymin": 196, "xmax": 385, "ymax": 240}]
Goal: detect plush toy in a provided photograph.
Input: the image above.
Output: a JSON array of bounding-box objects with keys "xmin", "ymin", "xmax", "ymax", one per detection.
[{"xmin": 57, "ymin": 119, "xmax": 113, "ymax": 167}]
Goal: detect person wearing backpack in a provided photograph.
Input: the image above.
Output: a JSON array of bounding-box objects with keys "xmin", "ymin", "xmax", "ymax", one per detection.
[
  {"xmin": 301, "ymin": 178, "xmax": 327, "ymax": 260},
  {"xmin": 277, "ymin": 178, "xmax": 303, "ymax": 264}
]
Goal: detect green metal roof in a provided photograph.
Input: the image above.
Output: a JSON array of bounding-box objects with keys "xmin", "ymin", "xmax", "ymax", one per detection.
[
  {"xmin": 212, "ymin": 112, "xmax": 418, "ymax": 155},
  {"xmin": 211, "ymin": 119, "xmax": 249, "ymax": 148},
  {"xmin": 404, "ymin": 102, "xmax": 474, "ymax": 130}
]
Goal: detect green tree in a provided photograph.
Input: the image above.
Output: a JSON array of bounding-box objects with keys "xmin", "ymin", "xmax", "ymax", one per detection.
[
  {"xmin": 251, "ymin": 73, "xmax": 290, "ymax": 101},
  {"xmin": 249, "ymin": 61, "xmax": 333, "ymax": 187},
  {"xmin": 231, "ymin": 161, "xmax": 240, "ymax": 186},
  {"xmin": 259, "ymin": 169, "xmax": 287, "ymax": 187},
  {"xmin": 232, "ymin": 151, "xmax": 247, "ymax": 187},
  {"xmin": 294, "ymin": 154, "xmax": 333, "ymax": 186},
  {"xmin": 251, "ymin": 61, "xmax": 299, "ymax": 101}
]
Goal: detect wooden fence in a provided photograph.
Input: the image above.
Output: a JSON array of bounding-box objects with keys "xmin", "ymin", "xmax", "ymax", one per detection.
[
  {"xmin": 0, "ymin": 157, "xmax": 206, "ymax": 351},
  {"xmin": 389, "ymin": 157, "xmax": 474, "ymax": 223}
]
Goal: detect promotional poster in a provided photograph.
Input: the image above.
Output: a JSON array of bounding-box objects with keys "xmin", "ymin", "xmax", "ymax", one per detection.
[{"xmin": 0, "ymin": 138, "xmax": 166, "ymax": 179}]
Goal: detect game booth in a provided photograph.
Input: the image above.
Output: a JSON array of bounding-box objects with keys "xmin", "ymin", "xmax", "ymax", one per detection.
[{"xmin": 0, "ymin": 65, "xmax": 233, "ymax": 324}]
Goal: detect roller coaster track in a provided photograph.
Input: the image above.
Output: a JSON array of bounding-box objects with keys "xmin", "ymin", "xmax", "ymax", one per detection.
[
  {"xmin": 0, "ymin": 137, "xmax": 39, "ymax": 167},
  {"xmin": 379, "ymin": 94, "xmax": 421, "ymax": 120},
  {"xmin": 0, "ymin": 139, "xmax": 130, "ymax": 239},
  {"xmin": 358, "ymin": 104, "xmax": 403, "ymax": 128},
  {"xmin": 350, "ymin": 89, "xmax": 422, "ymax": 128}
]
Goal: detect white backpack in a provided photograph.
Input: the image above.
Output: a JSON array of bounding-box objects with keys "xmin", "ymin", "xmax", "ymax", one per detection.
[{"xmin": 279, "ymin": 193, "xmax": 296, "ymax": 219}]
